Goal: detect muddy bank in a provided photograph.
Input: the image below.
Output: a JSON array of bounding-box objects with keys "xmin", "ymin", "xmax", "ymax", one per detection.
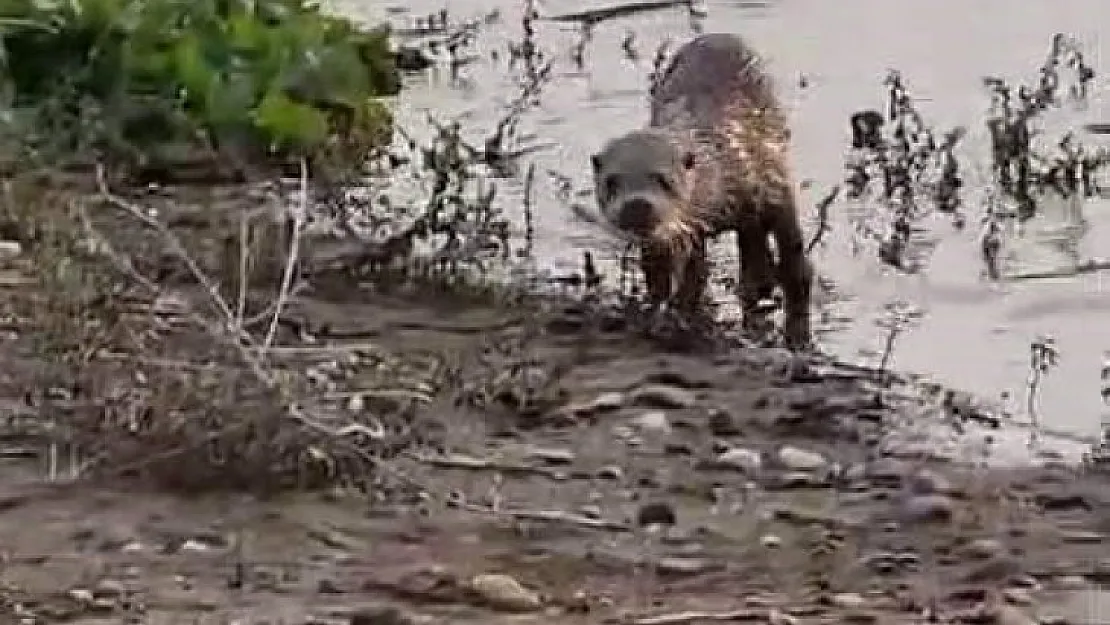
[{"xmin": 1, "ymin": 250, "xmax": 1109, "ymax": 622}]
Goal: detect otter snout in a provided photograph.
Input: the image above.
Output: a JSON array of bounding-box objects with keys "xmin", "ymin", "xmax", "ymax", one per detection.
[{"xmin": 616, "ymin": 197, "xmax": 659, "ymax": 236}]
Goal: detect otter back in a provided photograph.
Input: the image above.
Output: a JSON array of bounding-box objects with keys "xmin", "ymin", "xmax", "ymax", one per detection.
[{"xmin": 650, "ymin": 33, "xmax": 780, "ymax": 134}]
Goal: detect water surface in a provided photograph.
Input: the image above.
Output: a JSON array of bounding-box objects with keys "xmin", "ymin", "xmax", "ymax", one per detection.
[{"xmin": 333, "ymin": 0, "xmax": 1110, "ymax": 439}]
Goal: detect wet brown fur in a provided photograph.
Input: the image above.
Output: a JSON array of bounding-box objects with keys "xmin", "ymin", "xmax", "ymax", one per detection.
[{"xmin": 594, "ymin": 33, "xmax": 812, "ymax": 347}]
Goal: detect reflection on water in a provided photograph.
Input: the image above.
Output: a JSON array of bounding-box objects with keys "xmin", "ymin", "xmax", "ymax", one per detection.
[{"xmin": 330, "ymin": 0, "xmax": 1110, "ymax": 438}]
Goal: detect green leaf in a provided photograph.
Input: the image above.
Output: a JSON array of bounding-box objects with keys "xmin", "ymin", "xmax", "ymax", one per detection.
[{"xmin": 253, "ymin": 88, "xmax": 327, "ymax": 149}]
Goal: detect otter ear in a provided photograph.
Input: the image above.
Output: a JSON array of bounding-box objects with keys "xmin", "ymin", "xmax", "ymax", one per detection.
[
  {"xmin": 591, "ymin": 154, "xmax": 603, "ymax": 172},
  {"xmin": 682, "ymin": 151, "xmax": 696, "ymax": 170}
]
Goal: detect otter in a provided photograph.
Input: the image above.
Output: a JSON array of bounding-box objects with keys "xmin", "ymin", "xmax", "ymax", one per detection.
[{"xmin": 590, "ymin": 33, "xmax": 813, "ymax": 348}]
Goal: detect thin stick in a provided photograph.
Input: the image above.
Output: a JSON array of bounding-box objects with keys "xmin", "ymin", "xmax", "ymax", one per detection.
[{"xmin": 261, "ymin": 158, "xmax": 308, "ymax": 353}]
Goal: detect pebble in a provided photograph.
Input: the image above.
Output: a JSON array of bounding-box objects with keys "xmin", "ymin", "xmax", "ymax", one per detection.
[
  {"xmin": 829, "ymin": 592, "xmax": 866, "ymax": 609},
  {"xmin": 348, "ymin": 605, "xmax": 415, "ymax": 625},
  {"xmin": 777, "ymin": 445, "xmax": 827, "ymax": 471},
  {"xmin": 707, "ymin": 408, "xmax": 742, "ymax": 436},
  {"xmin": 900, "ymin": 494, "xmax": 955, "ymax": 523},
  {"xmin": 1059, "ymin": 530, "xmax": 1106, "ymax": 544},
  {"xmin": 629, "ymin": 384, "xmax": 697, "ymax": 409},
  {"xmin": 595, "ymin": 465, "xmax": 624, "ymax": 481},
  {"xmin": 864, "ymin": 457, "xmax": 908, "ymax": 486},
  {"xmin": 906, "ymin": 468, "xmax": 953, "ymax": 495},
  {"xmin": 0, "ymin": 240, "xmax": 21, "ymax": 259},
  {"xmin": 636, "ymin": 502, "xmax": 677, "ymax": 527},
  {"xmin": 982, "ymin": 603, "xmax": 1038, "ymax": 625},
  {"xmin": 716, "ymin": 447, "xmax": 763, "ymax": 473},
  {"xmin": 961, "ymin": 538, "xmax": 1006, "ymax": 560},
  {"xmin": 570, "ymin": 392, "xmax": 625, "ymax": 415},
  {"xmin": 633, "ymin": 411, "xmax": 671, "ymax": 432},
  {"xmin": 1051, "ymin": 575, "xmax": 1089, "ymax": 589},
  {"xmin": 92, "ymin": 579, "xmax": 126, "ymax": 599},
  {"xmin": 760, "ymin": 534, "xmax": 782, "ymax": 549},
  {"xmin": 1002, "ymin": 587, "xmax": 1034, "ymax": 606},
  {"xmin": 655, "ymin": 556, "xmax": 720, "ymax": 577},
  {"xmin": 524, "ymin": 447, "xmax": 575, "ymax": 465},
  {"xmin": 963, "ymin": 556, "xmax": 1024, "ymax": 583},
  {"xmin": 468, "ymin": 573, "xmax": 543, "ymax": 612}
]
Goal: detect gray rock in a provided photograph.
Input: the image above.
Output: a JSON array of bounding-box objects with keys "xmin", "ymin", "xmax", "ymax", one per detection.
[
  {"xmin": 636, "ymin": 502, "xmax": 677, "ymax": 527},
  {"xmin": 348, "ymin": 605, "xmax": 415, "ymax": 625},
  {"xmin": 777, "ymin": 445, "xmax": 827, "ymax": 471},
  {"xmin": 960, "ymin": 538, "xmax": 1006, "ymax": 560},
  {"xmin": 716, "ymin": 447, "xmax": 763, "ymax": 473},
  {"xmin": 469, "ymin": 573, "xmax": 543, "ymax": 612},
  {"xmin": 906, "ymin": 468, "xmax": 954, "ymax": 495},
  {"xmin": 629, "ymin": 384, "xmax": 697, "ymax": 409},
  {"xmin": 525, "ymin": 447, "xmax": 575, "ymax": 465},
  {"xmin": 0, "ymin": 240, "xmax": 21, "ymax": 259},
  {"xmin": 633, "ymin": 411, "xmax": 671, "ymax": 432},
  {"xmin": 1059, "ymin": 530, "xmax": 1106, "ymax": 544},
  {"xmin": 707, "ymin": 408, "xmax": 742, "ymax": 436},
  {"xmin": 655, "ymin": 556, "xmax": 721, "ymax": 577},
  {"xmin": 900, "ymin": 494, "xmax": 955, "ymax": 523},
  {"xmin": 583, "ymin": 391, "xmax": 626, "ymax": 412}
]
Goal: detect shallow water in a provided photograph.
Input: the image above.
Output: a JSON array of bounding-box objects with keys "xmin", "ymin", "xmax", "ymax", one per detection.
[{"xmin": 332, "ymin": 0, "xmax": 1110, "ymax": 440}]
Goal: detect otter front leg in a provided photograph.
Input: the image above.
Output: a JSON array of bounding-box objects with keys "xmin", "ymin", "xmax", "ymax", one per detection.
[
  {"xmin": 769, "ymin": 204, "xmax": 813, "ymax": 349},
  {"xmin": 641, "ymin": 245, "xmax": 707, "ymax": 312},
  {"xmin": 640, "ymin": 246, "xmax": 674, "ymax": 305},
  {"xmin": 735, "ymin": 229, "xmax": 776, "ymax": 334},
  {"xmin": 674, "ymin": 241, "xmax": 709, "ymax": 312}
]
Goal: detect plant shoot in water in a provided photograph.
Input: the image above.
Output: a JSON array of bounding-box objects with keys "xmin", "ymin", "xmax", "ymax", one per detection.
[{"xmin": 1025, "ymin": 335, "xmax": 1059, "ymax": 447}]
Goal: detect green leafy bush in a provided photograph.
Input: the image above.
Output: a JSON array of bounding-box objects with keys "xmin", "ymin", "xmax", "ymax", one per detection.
[{"xmin": 0, "ymin": 0, "xmax": 401, "ymax": 177}]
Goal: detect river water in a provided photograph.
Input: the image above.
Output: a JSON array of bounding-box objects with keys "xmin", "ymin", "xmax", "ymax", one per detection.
[{"xmin": 331, "ymin": 0, "xmax": 1110, "ymax": 442}]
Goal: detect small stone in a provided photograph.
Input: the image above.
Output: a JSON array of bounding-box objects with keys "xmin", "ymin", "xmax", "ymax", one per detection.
[
  {"xmin": 777, "ymin": 446, "xmax": 826, "ymax": 471},
  {"xmin": 568, "ymin": 392, "xmax": 625, "ymax": 416},
  {"xmin": 633, "ymin": 411, "xmax": 671, "ymax": 432},
  {"xmin": 716, "ymin": 448, "xmax": 763, "ymax": 473},
  {"xmin": 629, "ymin": 384, "xmax": 697, "ymax": 409},
  {"xmin": 1007, "ymin": 574, "xmax": 1040, "ymax": 589},
  {"xmin": 636, "ymin": 502, "xmax": 677, "ymax": 527},
  {"xmin": 1059, "ymin": 530, "xmax": 1105, "ymax": 544},
  {"xmin": 525, "ymin": 447, "xmax": 575, "ymax": 465},
  {"xmin": 67, "ymin": 588, "xmax": 94, "ymax": 603},
  {"xmin": 707, "ymin": 408, "xmax": 742, "ymax": 436},
  {"xmin": 655, "ymin": 557, "xmax": 719, "ymax": 577},
  {"xmin": 961, "ymin": 538, "xmax": 1005, "ymax": 560},
  {"xmin": 981, "ymin": 603, "xmax": 1037, "ymax": 625},
  {"xmin": 1052, "ymin": 575, "xmax": 1089, "ymax": 589},
  {"xmin": 596, "ymin": 465, "xmax": 624, "ymax": 480},
  {"xmin": 469, "ymin": 573, "xmax": 543, "ymax": 612},
  {"xmin": 579, "ymin": 505, "xmax": 602, "ymax": 519},
  {"xmin": 866, "ymin": 457, "xmax": 911, "ymax": 485},
  {"xmin": 830, "ymin": 592, "xmax": 866, "ymax": 609},
  {"xmin": 0, "ymin": 240, "xmax": 21, "ymax": 259},
  {"xmin": 92, "ymin": 579, "xmax": 126, "ymax": 598},
  {"xmin": 348, "ymin": 605, "xmax": 414, "ymax": 625},
  {"xmin": 760, "ymin": 534, "xmax": 782, "ymax": 549},
  {"xmin": 1002, "ymin": 587, "xmax": 1034, "ymax": 605},
  {"xmin": 900, "ymin": 494, "xmax": 955, "ymax": 523},
  {"xmin": 317, "ymin": 578, "xmax": 344, "ymax": 594},
  {"xmin": 906, "ymin": 468, "xmax": 953, "ymax": 495},
  {"xmin": 963, "ymin": 556, "xmax": 1023, "ymax": 583}
]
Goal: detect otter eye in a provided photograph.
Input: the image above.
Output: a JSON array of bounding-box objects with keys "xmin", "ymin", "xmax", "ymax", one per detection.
[
  {"xmin": 650, "ymin": 173, "xmax": 673, "ymax": 193},
  {"xmin": 603, "ymin": 175, "xmax": 619, "ymax": 199}
]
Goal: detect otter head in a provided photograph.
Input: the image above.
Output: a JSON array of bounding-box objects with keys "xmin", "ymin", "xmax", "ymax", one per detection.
[{"xmin": 591, "ymin": 130, "xmax": 697, "ymax": 245}]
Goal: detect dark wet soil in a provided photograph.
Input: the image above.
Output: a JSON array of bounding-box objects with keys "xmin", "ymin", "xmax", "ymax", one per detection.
[{"xmin": 0, "ymin": 186, "xmax": 1109, "ymax": 624}]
